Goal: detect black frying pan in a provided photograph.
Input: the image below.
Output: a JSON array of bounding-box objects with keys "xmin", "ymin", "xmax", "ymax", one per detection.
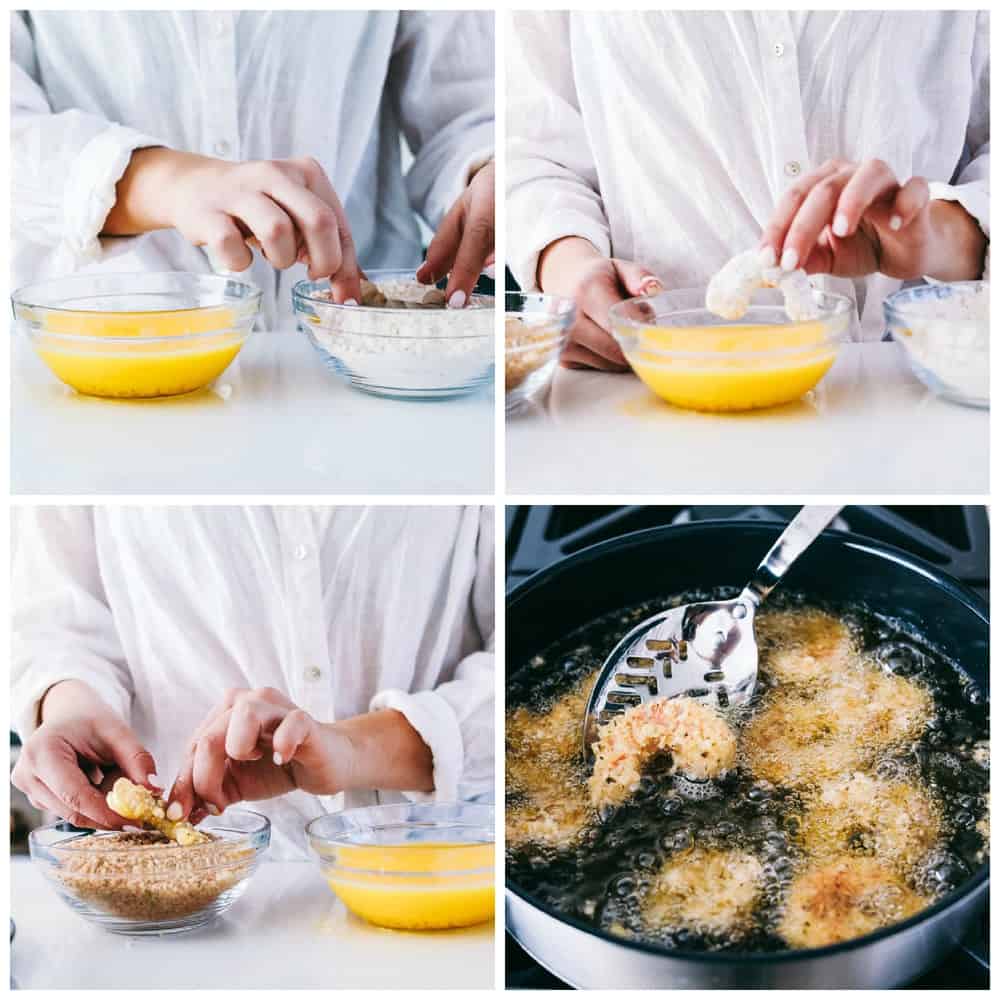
[{"xmin": 505, "ymin": 521, "xmax": 989, "ymax": 988}]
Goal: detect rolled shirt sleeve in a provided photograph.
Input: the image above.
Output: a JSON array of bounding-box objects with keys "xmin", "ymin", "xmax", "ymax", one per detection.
[
  {"xmin": 12, "ymin": 507, "xmax": 135, "ymax": 739},
  {"xmin": 506, "ymin": 10, "xmax": 611, "ymax": 290},
  {"xmin": 391, "ymin": 10, "xmax": 495, "ymax": 230},
  {"xmin": 369, "ymin": 507, "xmax": 494, "ymax": 802},
  {"xmin": 12, "ymin": 12, "xmax": 162, "ymax": 268}
]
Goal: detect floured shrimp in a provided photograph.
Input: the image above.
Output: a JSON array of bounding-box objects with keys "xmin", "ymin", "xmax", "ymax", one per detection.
[
  {"xmin": 799, "ymin": 773, "xmax": 941, "ymax": 871},
  {"xmin": 706, "ymin": 249, "xmax": 819, "ymax": 322},
  {"xmin": 589, "ymin": 697, "xmax": 736, "ymax": 809},
  {"xmin": 643, "ymin": 847, "xmax": 764, "ymax": 937},
  {"xmin": 778, "ymin": 857, "xmax": 928, "ymax": 948},
  {"xmin": 757, "ymin": 608, "xmax": 857, "ymax": 686},
  {"xmin": 506, "ymin": 673, "xmax": 597, "ymax": 847}
]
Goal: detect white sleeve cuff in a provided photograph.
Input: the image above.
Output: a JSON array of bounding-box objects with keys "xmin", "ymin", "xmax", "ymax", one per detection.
[
  {"xmin": 11, "ymin": 660, "xmax": 132, "ymax": 741},
  {"xmin": 62, "ymin": 123, "xmax": 163, "ymax": 264},
  {"xmin": 510, "ymin": 206, "xmax": 611, "ymax": 292},
  {"xmin": 368, "ymin": 688, "xmax": 463, "ymax": 803}
]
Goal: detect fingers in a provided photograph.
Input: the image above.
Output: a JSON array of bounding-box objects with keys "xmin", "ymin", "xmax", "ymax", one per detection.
[
  {"xmin": 831, "ymin": 159, "xmax": 899, "ymax": 239},
  {"xmin": 272, "ymin": 709, "xmax": 314, "ymax": 766},
  {"xmin": 615, "ymin": 261, "xmax": 663, "ymax": 299},
  {"xmin": 192, "ymin": 710, "xmax": 235, "ymax": 814},
  {"xmin": 889, "ymin": 175, "xmax": 930, "ymax": 231},
  {"xmin": 560, "ymin": 341, "xmax": 629, "ymax": 371},
  {"xmin": 233, "ymin": 194, "xmax": 298, "ymax": 270},
  {"xmin": 567, "ymin": 314, "xmax": 628, "ymax": 369},
  {"xmin": 225, "ymin": 696, "xmax": 286, "ymax": 762},
  {"xmin": 780, "ymin": 168, "xmax": 854, "ymax": 270},
  {"xmin": 102, "ymin": 720, "xmax": 160, "ymax": 791},
  {"xmin": 266, "ymin": 178, "xmax": 343, "ymax": 281},
  {"xmin": 418, "ymin": 199, "xmax": 463, "ymax": 290},
  {"xmin": 759, "ymin": 160, "xmax": 844, "ymax": 265},
  {"xmin": 32, "ymin": 742, "xmax": 125, "ymax": 829},
  {"xmin": 202, "ymin": 212, "xmax": 253, "ymax": 272}
]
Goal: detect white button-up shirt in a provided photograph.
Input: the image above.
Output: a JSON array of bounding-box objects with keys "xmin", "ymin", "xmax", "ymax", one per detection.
[
  {"xmin": 13, "ymin": 11, "xmax": 494, "ymax": 329},
  {"xmin": 12, "ymin": 506, "xmax": 494, "ymax": 857},
  {"xmin": 507, "ymin": 11, "xmax": 989, "ymax": 339}
]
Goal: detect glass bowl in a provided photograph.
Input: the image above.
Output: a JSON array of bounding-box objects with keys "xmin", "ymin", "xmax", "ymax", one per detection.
[
  {"xmin": 505, "ymin": 292, "xmax": 574, "ymax": 414},
  {"xmin": 29, "ymin": 810, "xmax": 270, "ymax": 935},
  {"xmin": 293, "ymin": 269, "xmax": 494, "ymax": 400},
  {"xmin": 609, "ymin": 286, "xmax": 852, "ymax": 412},
  {"xmin": 11, "ymin": 272, "xmax": 261, "ymax": 399},
  {"xmin": 883, "ymin": 280, "xmax": 988, "ymax": 408},
  {"xmin": 306, "ymin": 802, "xmax": 494, "ymax": 930}
]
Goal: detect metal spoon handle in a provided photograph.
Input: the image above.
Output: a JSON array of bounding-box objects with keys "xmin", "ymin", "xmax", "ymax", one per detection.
[{"xmin": 739, "ymin": 505, "xmax": 843, "ymax": 609}]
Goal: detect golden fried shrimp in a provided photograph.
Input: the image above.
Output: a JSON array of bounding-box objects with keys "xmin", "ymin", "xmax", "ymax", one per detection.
[
  {"xmin": 589, "ymin": 697, "xmax": 737, "ymax": 809},
  {"xmin": 825, "ymin": 668, "xmax": 933, "ymax": 748},
  {"xmin": 778, "ymin": 856, "xmax": 928, "ymax": 949},
  {"xmin": 643, "ymin": 848, "xmax": 764, "ymax": 936},
  {"xmin": 756, "ymin": 608, "xmax": 857, "ymax": 686},
  {"xmin": 742, "ymin": 691, "xmax": 866, "ymax": 788},
  {"xmin": 799, "ymin": 773, "xmax": 941, "ymax": 871},
  {"xmin": 506, "ymin": 674, "xmax": 598, "ymax": 847}
]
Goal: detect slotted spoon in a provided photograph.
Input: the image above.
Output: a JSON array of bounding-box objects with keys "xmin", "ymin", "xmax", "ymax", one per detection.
[{"xmin": 583, "ymin": 505, "xmax": 843, "ymax": 754}]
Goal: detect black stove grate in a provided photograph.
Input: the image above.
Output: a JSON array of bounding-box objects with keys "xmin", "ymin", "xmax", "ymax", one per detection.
[{"xmin": 505, "ymin": 504, "xmax": 989, "ymax": 989}]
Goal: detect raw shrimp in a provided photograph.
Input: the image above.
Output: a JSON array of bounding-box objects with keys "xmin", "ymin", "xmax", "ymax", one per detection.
[
  {"xmin": 706, "ymin": 249, "xmax": 819, "ymax": 322},
  {"xmin": 589, "ymin": 696, "xmax": 737, "ymax": 809}
]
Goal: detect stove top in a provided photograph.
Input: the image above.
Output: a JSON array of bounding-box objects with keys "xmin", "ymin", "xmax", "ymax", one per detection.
[{"xmin": 505, "ymin": 505, "xmax": 989, "ymax": 989}]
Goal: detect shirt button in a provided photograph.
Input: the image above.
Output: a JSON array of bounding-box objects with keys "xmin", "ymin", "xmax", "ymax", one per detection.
[
  {"xmin": 784, "ymin": 160, "xmax": 802, "ymax": 178},
  {"xmin": 293, "ymin": 544, "xmax": 309, "ymax": 561},
  {"xmin": 773, "ymin": 42, "xmax": 785, "ymax": 57},
  {"xmin": 304, "ymin": 665, "xmax": 323, "ymax": 683},
  {"xmin": 213, "ymin": 139, "xmax": 232, "ymax": 157}
]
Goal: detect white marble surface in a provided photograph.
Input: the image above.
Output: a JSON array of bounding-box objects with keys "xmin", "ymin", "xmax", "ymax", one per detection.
[
  {"xmin": 10, "ymin": 857, "xmax": 494, "ymax": 990},
  {"xmin": 506, "ymin": 343, "xmax": 989, "ymax": 494},
  {"xmin": 12, "ymin": 330, "xmax": 493, "ymax": 495}
]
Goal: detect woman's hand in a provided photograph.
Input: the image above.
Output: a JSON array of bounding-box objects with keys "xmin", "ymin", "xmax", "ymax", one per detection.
[
  {"xmin": 105, "ymin": 148, "xmax": 362, "ymax": 303},
  {"xmin": 417, "ymin": 160, "xmax": 495, "ymax": 308},
  {"xmin": 538, "ymin": 236, "xmax": 663, "ymax": 370},
  {"xmin": 11, "ymin": 680, "xmax": 160, "ymax": 829},
  {"xmin": 168, "ymin": 687, "xmax": 433, "ymax": 819},
  {"xmin": 760, "ymin": 158, "xmax": 987, "ymax": 282}
]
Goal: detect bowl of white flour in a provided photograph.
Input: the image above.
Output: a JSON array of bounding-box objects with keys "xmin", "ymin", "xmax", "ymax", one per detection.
[
  {"xmin": 884, "ymin": 281, "xmax": 988, "ymax": 408},
  {"xmin": 293, "ymin": 270, "xmax": 494, "ymax": 400}
]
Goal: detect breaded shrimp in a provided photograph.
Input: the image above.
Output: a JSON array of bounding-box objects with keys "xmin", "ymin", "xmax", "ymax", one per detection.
[
  {"xmin": 589, "ymin": 697, "xmax": 737, "ymax": 809},
  {"xmin": 799, "ymin": 773, "xmax": 941, "ymax": 871},
  {"xmin": 106, "ymin": 777, "xmax": 209, "ymax": 846},
  {"xmin": 706, "ymin": 249, "xmax": 819, "ymax": 322},
  {"xmin": 779, "ymin": 856, "xmax": 928, "ymax": 948},
  {"xmin": 643, "ymin": 847, "xmax": 764, "ymax": 936},
  {"xmin": 757, "ymin": 608, "xmax": 857, "ymax": 686},
  {"xmin": 825, "ymin": 668, "xmax": 933, "ymax": 749}
]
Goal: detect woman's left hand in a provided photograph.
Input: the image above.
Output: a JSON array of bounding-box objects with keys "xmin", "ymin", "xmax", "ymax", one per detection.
[
  {"xmin": 759, "ymin": 158, "xmax": 986, "ymax": 282},
  {"xmin": 168, "ymin": 687, "xmax": 353, "ymax": 819},
  {"xmin": 417, "ymin": 160, "xmax": 495, "ymax": 308}
]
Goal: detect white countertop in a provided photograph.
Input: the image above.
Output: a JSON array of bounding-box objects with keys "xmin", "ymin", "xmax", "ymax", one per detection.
[
  {"xmin": 11, "ymin": 857, "xmax": 494, "ymax": 990},
  {"xmin": 12, "ymin": 330, "xmax": 493, "ymax": 496},
  {"xmin": 506, "ymin": 343, "xmax": 988, "ymax": 494}
]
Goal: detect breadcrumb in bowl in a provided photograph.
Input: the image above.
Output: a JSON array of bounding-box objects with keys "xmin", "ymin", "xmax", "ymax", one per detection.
[
  {"xmin": 30, "ymin": 810, "xmax": 269, "ymax": 935},
  {"xmin": 589, "ymin": 696, "xmax": 737, "ymax": 809}
]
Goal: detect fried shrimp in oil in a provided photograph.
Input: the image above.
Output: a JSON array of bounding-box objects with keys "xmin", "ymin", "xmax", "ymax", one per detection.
[
  {"xmin": 799, "ymin": 773, "xmax": 941, "ymax": 871},
  {"xmin": 506, "ymin": 673, "xmax": 597, "ymax": 847},
  {"xmin": 643, "ymin": 847, "xmax": 764, "ymax": 937},
  {"xmin": 779, "ymin": 856, "xmax": 929, "ymax": 948},
  {"xmin": 756, "ymin": 608, "xmax": 856, "ymax": 686},
  {"xmin": 589, "ymin": 697, "xmax": 737, "ymax": 809}
]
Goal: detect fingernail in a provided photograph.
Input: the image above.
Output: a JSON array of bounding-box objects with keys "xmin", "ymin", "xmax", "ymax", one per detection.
[
  {"xmin": 166, "ymin": 801, "xmax": 183, "ymax": 821},
  {"xmin": 832, "ymin": 214, "xmax": 849, "ymax": 238},
  {"xmin": 757, "ymin": 246, "xmax": 777, "ymax": 268},
  {"xmin": 207, "ymin": 803, "xmax": 221, "ymax": 816},
  {"xmin": 273, "ymin": 751, "xmax": 284, "ymax": 766},
  {"xmin": 344, "ymin": 298, "xmax": 358, "ymax": 307},
  {"xmin": 780, "ymin": 247, "xmax": 799, "ymax": 271},
  {"xmin": 640, "ymin": 277, "xmax": 664, "ymax": 295},
  {"xmin": 483, "ymin": 264, "xmax": 495, "ymax": 280},
  {"xmin": 147, "ymin": 773, "xmax": 162, "ymax": 789},
  {"xmin": 447, "ymin": 290, "xmax": 467, "ymax": 309},
  {"xmin": 890, "ymin": 215, "xmax": 902, "ymax": 231}
]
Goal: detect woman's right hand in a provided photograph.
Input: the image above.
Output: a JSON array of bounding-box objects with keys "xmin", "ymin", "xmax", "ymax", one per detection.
[
  {"xmin": 538, "ymin": 236, "xmax": 663, "ymax": 371},
  {"xmin": 105, "ymin": 148, "xmax": 362, "ymax": 303},
  {"xmin": 11, "ymin": 680, "xmax": 161, "ymax": 830}
]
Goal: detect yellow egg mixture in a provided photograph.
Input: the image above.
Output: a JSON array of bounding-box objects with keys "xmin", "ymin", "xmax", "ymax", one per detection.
[
  {"xmin": 626, "ymin": 321, "xmax": 837, "ymax": 412},
  {"xmin": 34, "ymin": 306, "xmax": 243, "ymax": 398},
  {"xmin": 323, "ymin": 841, "xmax": 494, "ymax": 931}
]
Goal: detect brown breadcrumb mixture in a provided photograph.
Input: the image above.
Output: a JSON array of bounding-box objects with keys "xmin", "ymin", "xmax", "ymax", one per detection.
[
  {"xmin": 505, "ymin": 317, "xmax": 562, "ymax": 392},
  {"xmin": 55, "ymin": 831, "xmax": 253, "ymax": 922}
]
